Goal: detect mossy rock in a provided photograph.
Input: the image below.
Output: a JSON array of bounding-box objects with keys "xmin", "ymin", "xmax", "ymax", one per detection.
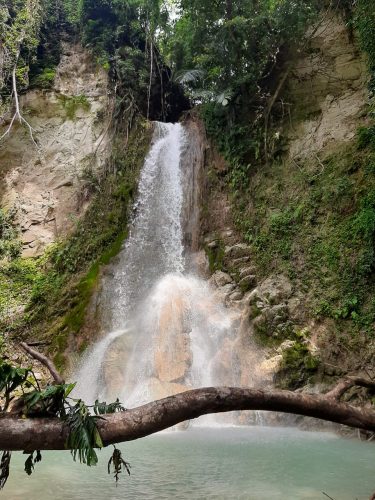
[
  {"xmin": 205, "ymin": 239, "xmax": 225, "ymax": 273},
  {"xmin": 275, "ymin": 342, "xmax": 320, "ymax": 390}
]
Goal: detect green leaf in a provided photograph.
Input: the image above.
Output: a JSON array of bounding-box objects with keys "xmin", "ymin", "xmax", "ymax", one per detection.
[
  {"xmin": 23, "ymin": 391, "xmax": 42, "ymax": 410},
  {"xmin": 64, "ymin": 383, "xmax": 76, "ymax": 397},
  {"xmin": 94, "ymin": 427, "xmax": 104, "ymax": 449},
  {"xmin": 24, "ymin": 454, "xmax": 34, "ymax": 476}
]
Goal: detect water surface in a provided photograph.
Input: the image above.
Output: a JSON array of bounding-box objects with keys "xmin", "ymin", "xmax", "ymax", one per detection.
[{"xmin": 5, "ymin": 427, "xmax": 375, "ymax": 500}]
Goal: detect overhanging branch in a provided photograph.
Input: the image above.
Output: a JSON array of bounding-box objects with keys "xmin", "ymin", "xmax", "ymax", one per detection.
[{"xmin": 1, "ymin": 386, "xmax": 375, "ymax": 452}]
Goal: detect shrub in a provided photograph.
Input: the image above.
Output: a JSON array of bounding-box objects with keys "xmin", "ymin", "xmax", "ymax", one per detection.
[
  {"xmin": 357, "ymin": 126, "xmax": 375, "ymax": 150},
  {"xmin": 32, "ymin": 67, "xmax": 56, "ymax": 89}
]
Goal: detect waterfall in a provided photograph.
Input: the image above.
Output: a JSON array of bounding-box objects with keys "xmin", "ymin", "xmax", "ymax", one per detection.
[{"xmin": 74, "ymin": 122, "xmax": 238, "ymax": 413}]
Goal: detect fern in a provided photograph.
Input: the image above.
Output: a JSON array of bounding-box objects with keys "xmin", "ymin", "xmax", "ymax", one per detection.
[
  {"xmin": 174, "ymin": 68, "xmax": 205, "ymax": 84},
  {"xmin": 93, "ymin": 398, "xmax": 126, "ymax": 415}
]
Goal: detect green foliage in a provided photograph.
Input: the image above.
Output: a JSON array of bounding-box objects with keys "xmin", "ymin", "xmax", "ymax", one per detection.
[
  {"xmin": 0, "ymin": 361, "xmax": 29, "ymax": 411},
  {"xmin": 65, "ymin": 399, "xmax": 104, "ymax": 466},
  {"xmin": 0, "ymin": 360, "xmax": 127, "ymax": 483},
  {"xmin": 66, "ymin": 398, "xmax": 126, "ymax": 466},
  {"xmin": 0, "ymin": 257, "xmax": 44, "ymax": 330},
  {"xmin": 62, "ymin": 0, "xmax": 83, "ymax": 25},
  {"xmin": 234, "ymin": 133, "xmax": 375, "ymax": 342},
  {"xmin": 93, "ymin": 398, "xmax": 125, "ymax": 415},
  {"xmin": 67, "ymin": 0, "xmax": 187, "ymax": 120},
  {"xmin": 0, "ymin": 451, "xmax": 11, "ymax": 490},
  {"xmin": 59, "ymin": 94, "xmax": 90, "ymax": 120},
  {"xmin": 167, "ymin": 0, "xmax": 317, "ymax": 95},
  {"xmin": 1, "ymin": 0, "xmax": 187, "ymax": 122},
  {"xmin": 0, "ymin": 0, "xmax": 44, "ymax": 104},
  {"xmin": 21, "ymin": 381, "xmax": 125, "ymax": 468},
  {"xmin": 351, "ymin": 198, "xmax": 375, "ymax": 241},
  {"xmin": 354, "ymin": 0, "xmax": 375, "ymax": 91},
  {"xmin": 205, "ymin": 239, "xmax": 225, "ymax": 273},
  {"xmin": 0, "ymin": 208, "xmax": 21, "ymax": 260},
  {"xmin": 201, "ymin": 103, "xmax": 259, "ymax": 188},
  {"xmin": 357, "ymin": 125, "xmax": 375, "ymax": 150},
  {"xmin": 165, "ymin": 0, "xmax": 319, "ymax": 178},
  {"xmin": 31, "ymin": 67, "xmax": 56, "ymax": 88},
  {"xmin": 23, "ymin": 382, "xmax": 76, "ymax": 416}
]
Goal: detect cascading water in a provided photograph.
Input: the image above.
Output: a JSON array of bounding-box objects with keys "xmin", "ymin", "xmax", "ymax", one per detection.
[{"xmin": 74, "ymin": 122, "xmax": 241, "ymax": 417}]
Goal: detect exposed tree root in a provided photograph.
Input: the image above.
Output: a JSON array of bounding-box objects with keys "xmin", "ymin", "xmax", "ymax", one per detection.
[{"xmin": 0, "ymin": 66, "xmax": 38, "ymax": 146}]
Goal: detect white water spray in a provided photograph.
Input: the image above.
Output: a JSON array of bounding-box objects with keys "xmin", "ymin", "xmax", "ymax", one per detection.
[{"xmin": 74, "ymin": 122, "xmax": 239, "ymax": 416}]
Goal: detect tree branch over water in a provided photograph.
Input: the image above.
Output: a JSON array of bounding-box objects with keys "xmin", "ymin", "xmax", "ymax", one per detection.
[{"xmin": 1, "ymin": 384, "xmax": 375, "ymax": 452}]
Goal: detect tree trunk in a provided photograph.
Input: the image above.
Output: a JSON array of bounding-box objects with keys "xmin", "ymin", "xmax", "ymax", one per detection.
[{"xmin": 1, "ymin": 386, "xmax": 375, "ymax": 452}]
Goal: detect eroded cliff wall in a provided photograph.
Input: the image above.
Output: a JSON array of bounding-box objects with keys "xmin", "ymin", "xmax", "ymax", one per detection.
[{"xmin": 0, "ymin": 42, "xmax": 110, "ymax": 257}]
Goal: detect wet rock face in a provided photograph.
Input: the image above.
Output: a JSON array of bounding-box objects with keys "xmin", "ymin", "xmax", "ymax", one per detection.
[
  {"xmin": 0, "ymin": 42, "xmax": 110, "ymax": 257},
  {"xmin": 203, "ymin": 231, "xmax": 278, "ymax": 395},
  {"xmin": 212, "ymin": 270, "xmax": 233, "ymax": 287}
]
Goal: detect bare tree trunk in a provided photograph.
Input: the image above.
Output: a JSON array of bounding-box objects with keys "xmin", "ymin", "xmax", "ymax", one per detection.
[
  {"xmin": 225, "ymin": 0, "xmax": 233, "ymax": 20},
  {"xmin": 1, "ymin": 386, "xmax": 375, "ymax": 452}
]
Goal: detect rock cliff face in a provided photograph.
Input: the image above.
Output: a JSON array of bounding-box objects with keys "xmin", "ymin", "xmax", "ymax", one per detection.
[
  {"xmin": 202, "ymin": 233, "xmax": 296, "ymax": 394},
  {"xmin": 199, "ymin": 12, "xmax": 372, "ymax": 397},
  {"xmin": 0, "ymin": 42, "xmax": 110, "ymax": 257}
]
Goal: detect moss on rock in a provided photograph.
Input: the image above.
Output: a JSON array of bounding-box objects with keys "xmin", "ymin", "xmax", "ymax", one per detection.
[{"xmin": 275, "ymin": 341, "xmax": 320, "ymax": 390}]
